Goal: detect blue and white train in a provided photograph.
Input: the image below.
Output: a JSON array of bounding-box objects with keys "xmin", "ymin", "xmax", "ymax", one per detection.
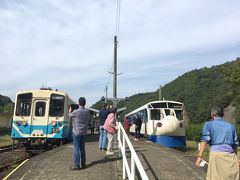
[
  {"xmin": 125, "ymin": 100, "xmax": 186, "ymax": 149},
  {"xmin": 11, "ymin": 88, "xmax": 74, "ymax": 149}
]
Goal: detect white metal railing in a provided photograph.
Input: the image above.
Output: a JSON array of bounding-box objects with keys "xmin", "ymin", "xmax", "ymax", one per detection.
[{"xmin": 117, "ymin": 122, "xmax": 149, "ymax": 180}]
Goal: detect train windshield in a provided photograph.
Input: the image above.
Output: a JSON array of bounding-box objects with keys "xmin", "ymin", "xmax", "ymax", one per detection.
[
  {"xmin": 15, "ymin": 93, "xmax": 32, "ymax": 116},
  {"xmin": 150, "ymin": 109, "xmax": 182, "ymax": 120},
  {"xmin": 165, "ymin": 109, "xmax": 170, "ymax": 116},
  {"xmin": 175, "ymin": 110, "xmax": 183, "ymax": 120},
  {"xmin": 168, "ymin": 103, "xmax": 183, "ymax": 109},
  {"xmin": 150, "ymin": 103, "xmax": 167, "ymax": 108},
  {"xmin": 49, "ymin": 94, "xmax": 65, "ymax": 117}
]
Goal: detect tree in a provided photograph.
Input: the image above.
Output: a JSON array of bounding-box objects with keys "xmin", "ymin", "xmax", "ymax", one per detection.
[{"xmin": 224, "ymin": 58, "xmax": 240, "ymax": 94}]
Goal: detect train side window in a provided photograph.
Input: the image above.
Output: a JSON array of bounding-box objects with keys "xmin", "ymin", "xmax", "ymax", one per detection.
[
  {"xmin": 140, "ymin": 109, "xmax": 148, "ymax": 122},
  {"xmin": 129, "ymin": 115, "xmax": 134, "ymax": 124},
  {"xmin": 35, "ymin": 102, "xmax": 46, "ymax": 117}
]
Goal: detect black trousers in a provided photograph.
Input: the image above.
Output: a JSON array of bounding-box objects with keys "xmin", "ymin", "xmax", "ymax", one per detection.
[{"xmin": 135, "ymin": 128, "xmax": 141, "ymax": 139}]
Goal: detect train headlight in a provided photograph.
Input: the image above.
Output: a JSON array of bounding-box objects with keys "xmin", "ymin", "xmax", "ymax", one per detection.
[
  {"xmin": 156, "ymin": 122, "xmax": 162, "ymax": 127},
  {"xmin": 22, "ymin": 121, "xmax": 27, "ymax": 126},
  {"xmin": 52, "ymin": 121, "xmax": 57, "ymax": 126},
  {"xmin": 180, "ymin": 122, "xmax": 183, "ymax": 128},
  {"xmin": 52, "ymin": 128, "xmax": 60, "ymax": 133},
  {"xmin": 52, "ymin": 128, "xmax": 56, "ymax": 133}
]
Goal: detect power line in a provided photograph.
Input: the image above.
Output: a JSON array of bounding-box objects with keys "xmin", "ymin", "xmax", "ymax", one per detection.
[
  {"xmin": 115, "ymin": 0, "xmax": 121, "ymax": 37},
  {"xmin": 106, "ymin": 0, "xmax": 121, "ymax": 93},
  {"xmin": 105, "ymin": 0, "xmax": 121, "ymax": 98}
]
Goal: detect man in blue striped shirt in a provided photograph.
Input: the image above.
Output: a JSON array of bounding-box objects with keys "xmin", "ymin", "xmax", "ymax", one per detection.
[{"xmin": 195, "ymin": 106, "xmax": 239, "ymax": 180}]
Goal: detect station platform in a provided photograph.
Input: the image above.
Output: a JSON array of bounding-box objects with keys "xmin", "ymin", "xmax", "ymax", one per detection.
[
  {"xmin": 119, "ymin": 139, "xmax": 206, "ymax": 180},
  {"xmin": 5, "ymin": 134, "xmax": 206, "ymax": 180}
]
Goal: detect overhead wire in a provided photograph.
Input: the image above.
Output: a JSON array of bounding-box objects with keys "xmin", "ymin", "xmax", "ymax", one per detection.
[
  {"xmin": 105, "ymin": 0, "xmax": 122, "ymax": 97},
  {"xmin": 115, "ymin": 0, "xmax": 121, "ymax": 37}
]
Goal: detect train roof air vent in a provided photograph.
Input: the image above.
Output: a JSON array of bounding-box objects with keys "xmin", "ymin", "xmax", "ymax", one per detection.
[{"xmin": 40, "ymin": 87, "xmax": 52, "ymax": 90}]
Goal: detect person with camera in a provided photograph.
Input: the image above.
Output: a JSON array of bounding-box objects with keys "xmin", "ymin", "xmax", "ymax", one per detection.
[{"xmin": 69, "ymin": 97, "xmax": 89, "ymax": 170}]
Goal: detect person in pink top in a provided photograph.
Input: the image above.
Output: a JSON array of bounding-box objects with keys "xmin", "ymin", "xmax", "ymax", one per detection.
[{"xmin": 103, "ymin": 107, "xmax": 118, "ymax": 155}]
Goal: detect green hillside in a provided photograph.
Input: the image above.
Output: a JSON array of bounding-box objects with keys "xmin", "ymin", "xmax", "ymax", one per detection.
[
  {"xmin": 161, "ymin": 58, "xmax": 240, "ymax": 123},
  {"xmin": 0, "ymin": 95, "xmax": 13, "ymax": 113},
  {"xmin": 92, "ymin": 57, "xmax": 240, "ymax": 124}
]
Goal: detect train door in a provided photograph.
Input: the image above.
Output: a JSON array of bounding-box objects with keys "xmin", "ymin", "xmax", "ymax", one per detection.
[{"xmin": 30, "ymin": 99, "xmax": 49, "ymax": 137}]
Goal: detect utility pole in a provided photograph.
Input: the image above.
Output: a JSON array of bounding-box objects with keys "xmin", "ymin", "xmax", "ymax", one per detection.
[
  {"xmin": 159, "ymin": 85, "xmax": 162, "ymax": 100},
  {"xmin": 103, "ymin": 36, "xmax": 128, "ymax": 109},
  {"xmin": 105, "ymin": 86, "xmax": 108, "ymax": 103}
]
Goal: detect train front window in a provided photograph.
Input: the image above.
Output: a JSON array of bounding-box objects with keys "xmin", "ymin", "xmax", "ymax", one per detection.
[
  {"xmin": 150, "ymin": 109, "xmax": 160, "ymax": 120},
  {"xmin": 165, "ymin": 109, "xmax": 170, "ymax": 116},
  {"xmin": 151, "ymin": 103, "xmax": 167, "ymax": 108},
  {"xmin": 35, "ymin": 102, "xmax": 46, "ymax": 117},
  {"xmin": 168, "ymin": 103, "xmax": 182, "ymax": 109},
  {"xmin": 15, "ymin": 93, "xmax": 32, "ymax": 116},
  {"xmin": 49, "ymin": 94, "xmax": 65, "ymax": 117},
  {"xmin": 175, "ymin": 110, "xmax": 183, "ymax": 120}
]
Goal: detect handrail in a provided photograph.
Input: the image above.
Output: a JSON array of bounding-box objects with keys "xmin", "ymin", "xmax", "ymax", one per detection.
[{"xmin": 117, "ymin": 122, "xmax": 149, "ymax": 180}]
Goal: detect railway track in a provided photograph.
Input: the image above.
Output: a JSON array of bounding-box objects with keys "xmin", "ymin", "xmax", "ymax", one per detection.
[
  {"xmin": 0, "ymin": 143, "xmax": 63, "ymax": 179},
  {"xmin": 0, "ymin": 147, "xmax": 32, "ymax": 179},
  {"xmin": 0, "ymin": 145, "xmax": 12, "ymax": 153},
  {"xmin": 0, "ymin": 156, "xmax": 31, "ymax": 173},
  {"xmin": 0, "ymin": 143, "xmax": 50, "ymax": 179}
]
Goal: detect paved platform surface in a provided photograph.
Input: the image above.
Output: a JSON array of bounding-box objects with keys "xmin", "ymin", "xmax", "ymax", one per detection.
[
  {"xmin": 117, "ymin": 139, "xmax": 206, "ymax": 180},
  {"xmin": 7, "ymin": 134, "xmax": 120, "ymax": 180},
  {"xmin": 6, "ymin": 134, "xmax": 206, "ymax": 180}
]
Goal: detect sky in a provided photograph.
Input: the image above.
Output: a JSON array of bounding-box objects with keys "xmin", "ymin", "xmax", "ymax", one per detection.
[{"xmin": 0, "ymin": 0, "xmax": 240, "ymax": 106}]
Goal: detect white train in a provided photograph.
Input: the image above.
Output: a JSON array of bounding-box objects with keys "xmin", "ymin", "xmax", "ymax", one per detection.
[
  {"xmin": 11, "ymin": 88, "xmax": 74, "ymax": 149},
  {"xmin": 125, "ymin": 100, "xmax": 186, "ymax": 149}
]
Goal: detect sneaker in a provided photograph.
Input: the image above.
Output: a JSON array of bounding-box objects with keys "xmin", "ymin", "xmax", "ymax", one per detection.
[
  {"xmin": 98, "ymin": 148, "xmax": 102, "ymax": 151},
  {"xmin": 102, "ymin": 148, "xmax": 107, "ymax": 151},
  {"xmin": 106, "ymin": 151, "xmax": 114, "ymax": 155},
  {"xmin": 69, "ymin": 165, "xmax": 80, "ymax": 170},
  {"xmin": 134, "ymin": 138, "xmax": 138, "ymax": 141}
]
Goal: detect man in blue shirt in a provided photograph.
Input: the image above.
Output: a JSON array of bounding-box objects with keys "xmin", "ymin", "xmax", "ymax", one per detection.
[
  {"xmin": 195, "ymin": 106, "xmax": 239, "ymax": 180},
  {"xmin": 98, "ymin": 103, "xmax": 110, "ymax": 151}
]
